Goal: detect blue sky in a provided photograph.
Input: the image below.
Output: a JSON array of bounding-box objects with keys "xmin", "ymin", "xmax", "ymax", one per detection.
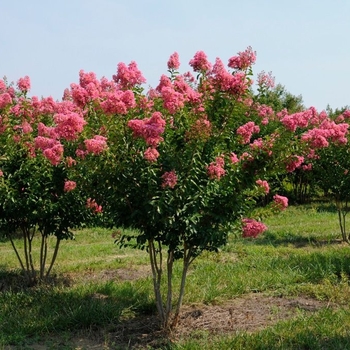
[{"xmin": 2, "ymin": 0, "xmax": 349, "ymax": 111}]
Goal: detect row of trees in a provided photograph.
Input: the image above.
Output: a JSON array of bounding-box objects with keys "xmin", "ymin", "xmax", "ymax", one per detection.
[{"xmin": 0, "ymin": 47, "xmax": 349, "ymax": 328}]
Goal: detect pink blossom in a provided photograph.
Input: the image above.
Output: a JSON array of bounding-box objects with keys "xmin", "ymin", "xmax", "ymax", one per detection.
[
  {"xmin": 35, "ymin": 136, "xmax": 58, "ymax": 150},
  {"xmin": 113, "ymin": 61, "xmax": 146, "ymax": 89},
  {"xmin": 62, "ymin": 88, "xmax": 72, "ymax": 101},
  {"xmin": 70, "ymin": 83, "xmax": 89, "ymax": 107},
  {"xmin": 84, "ymin": 135, "xmax": 108, "ymax": 155},
  {"xmin": 19, "ymin": 121, "xmax": 33, "ymax": 134},
  {"xmin": 156, "ymin": 75, "xmax": 172, "ymax": 93},
  {"xmin": 100, "ymin": 90, "xmax": 135, "ymax": 115},
  {"xmin": 256, "ymin": 104, "xmax": 274, "ymax": 119},
  {"xmin": 128, "ymin": 112, "xmax": 166, "ymax": 146},
  {"xmin": 66, "ymin": 156, "xmax": 76, "ymax": 167},
  {"xmin": 17, "ymin": 76, "xmax": 31, "ymax": 92},
  {"xmin": 54, "ymin": 112, "xmax": 87, "ymax": 140},
  {"xmin": 167, "ymin": 52, "xmax": 180, "ymax": 70},
  {"xmin": 256, "ymin": 179, "xmax": 270, "ymax": 194},
  {"xmin": 230, "ymin": 152, "xmax": 239, "ymax": 164},
  {"xmin": 173, "ymin": 75, "xmax": 202, "ymax": 103},
  {"xmin": 286, "ymin": 155, "xmax": 304, "ymax": 172},
  {"xmin": 0, "ymin": 169, "xmax": 3, "ymax": 177},
  {"xmin": 189, "ymin": 51, "xmax": 212, "ymax": 72},
  {"xmin": 86, "ymin": 198, "xmax": 102, "ymax": 213},
  {"xmin": 273, "ymin": 194, "xmax": 288, "ymax": 211},
  {"xmin": 0, "ymin": 93, "xmax": 12, "ymax": 108},
  {"xmin": 64, "ymin": 180, "xmax": 76, "ymax": 192},
  {"xmin": 161, "ymin": 170, "xmax": 178, "ymax": 189},
  {"xmin": 242, "ymin": 218, "xmax": 267, "ymax": 238},
  {"xmin": 302, "ymin": 163, "xmax": 312, "ymax": 171},
  {"xmin": 228, "ymin": 46, "xmax": 256, "ymax": 70},
  {"xmin": 0, "ymin": 80, "xmax": 6, "ymax": 93},
  {"xmin": 76, "ymin": 148, "xmax": 88, "ymax": 159},
  {"xmin": 42, "ymin": 143, "xmax": 64, "ymax": 166},
  {"xmin": 207, "ymin": 156, "xmax": 226, "ymax": 180},
  {"xmin": 237, "ymin": 122, "xmax": 260, "ymax": 144},
  {"xmin": 257, "ymin": 71, "xmax": 275, "ymax": 89},
  {"xmin": 38, "ymin": 123, "xmax": 59, "ymax": 139},
  {"xmin": 144, "ymin": 147, "xmax": 159, "ymax": 162},
  {"xmin": 161, "ymin": 86, "xmax": 185, "ymax": 114},
  {"xmin": 211, "ymin": 59, "xmax": 251, "ymax": 95}
]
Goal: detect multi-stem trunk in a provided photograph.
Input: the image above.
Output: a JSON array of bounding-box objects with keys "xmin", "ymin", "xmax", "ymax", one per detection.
[
  {"xmin": 148, "ymin": 239, "xmax": 165, "ymax": 325},
  {"xmin": 336, "ymin": 199, "xmax": 349, "ymax": 243},
  {"xmin": 171, "ymin": 243, "xmax": 194, "ymax": 329},
  {"xmin": 148, "ymin": 238, "xmax": 196, "ymax": 330}
]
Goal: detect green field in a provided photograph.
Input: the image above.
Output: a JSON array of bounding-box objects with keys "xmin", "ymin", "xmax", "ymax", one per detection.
[{"xmin": 1, "ymin": 203, "xmax": 350, "ymax": 349}]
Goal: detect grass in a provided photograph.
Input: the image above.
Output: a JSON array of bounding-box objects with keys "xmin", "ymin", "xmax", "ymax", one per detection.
[{"xmin": 1, "ymin": 202, "xmax": 350, "ymax": 348}]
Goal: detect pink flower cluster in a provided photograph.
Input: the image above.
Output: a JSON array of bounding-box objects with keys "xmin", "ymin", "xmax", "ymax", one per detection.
[
  {"xmin": 54, "ymin": 112, "xmax": 86, "ymax": 140},
  {"xmin": 207, "ymin": 156, "xmax": 225, "ymax": 180},
  {"xmin": 113, "ymin": 61, "xmax": 146, "ymax": 89},
  {"xmin": 161, "ymin": 170, "xmax": 178, "ymax": 188},
  {"xmin": 211, "ymin": 58, "xmax": 251, "ymax": 96},
  {"xmin": 257, "ymin": 71, "xmax": 275, "ymax": 89},
  {"xmin": 144, "ymin": 147, "xmax": 159, "ymax": 162},
  {"xmin": 0, "ymin": 93, "xmax": 12, "ymax": 109},
  {"xmin": 256, "ymin": 104, "xmax": 274, "ymax": 120},
  {"xmin": 237, "ymin": 121, "xmax": 260, "ymax": 144},
  {"xmin": 34, "ymin": 136, "xmax": 64, "ymax": 165},
  {"xmin": 64, "ymin": 180, "xmax": 76, "ymax": 192},
  {"xmin": 256, "ymin": 179, "xmax": 270, "ymax": 194},
  {"xmin": 280, "ymin": 108, "xmax": 319, "ymax": 132},
  {"xmin": 160, "ymin": 86, "xmax": 185, "ymax": 114},
  {"xmin": 128, "ymin": 111, "xmax": 166, "ymax": 147},
  {"xmin": 17, "ymin": 76, "xmax": 31, "ymax": 92},
  {"xmin": 249, "ymin": 138, "xmax": 273, "ymax": 157},
  {"xmin": 230, "ymin": 152, "xmax": 239, "ymax": 164},
  {"xmin": 273, "ymin": 194, "xmax": 288, "ymax": 211},
  {"xmin": 286, "ymin": 155, "xmax": 304, "ymax": 172},
  {"xmin": 242, "ymin": 218, "xmax": 267, "ymax": 238},
  {"xmin": 86, "ymin": 198, "xmax": 102, "ymax": 213},
  {"xmin": 100, "ymin": 89, "xmax": 136, "ymax": 115},
  {"xmin": 167, "ymin": 52, "xmax": 180, "ymax": 70},
  {"xmin": 228, "ymin": 46, "xmax": 256, "ymax": 71},
  {"xmin": 301, "ymin": 119, "xmax": 349, "ymax": 149},
  {"xmin": 83, "ymin": 135, "xmax": 108, "ymax": 155},
  {"xmin": 189, "ymin": 51, "xmax": 212, "ymax": 72}
]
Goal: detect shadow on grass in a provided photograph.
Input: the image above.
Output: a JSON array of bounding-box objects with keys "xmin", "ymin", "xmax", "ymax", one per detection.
[
  {"xmin": 254, "ymin": 230, "xmax": 344, "ymax": 249},
  {"xmin": 0, "ymin": 269, "xmax": 159, "ymax": 346}
]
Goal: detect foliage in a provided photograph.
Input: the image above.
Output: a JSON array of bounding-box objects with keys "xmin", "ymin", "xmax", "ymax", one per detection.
[
  {"xmin": 64, "ymin": 48, "xmax": 299, "ymax": 328},
  {"xmin": 0, "ymin": 79, "xmax": 102, "ymax": 284}
]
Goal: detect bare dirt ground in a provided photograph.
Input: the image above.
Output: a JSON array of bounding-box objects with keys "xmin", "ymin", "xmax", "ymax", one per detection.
[{"xmin": 3, "ymin": 268, "xmax": 333, "ymax": 350}]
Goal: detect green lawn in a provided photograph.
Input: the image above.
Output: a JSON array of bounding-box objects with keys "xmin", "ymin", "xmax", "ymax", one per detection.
[{"xmin": 1, "ymin": 203, "xmax": 350, "ymax": 349}]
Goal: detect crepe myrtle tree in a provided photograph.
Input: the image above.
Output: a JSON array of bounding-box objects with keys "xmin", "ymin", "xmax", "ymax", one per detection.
[
  {"xmin": 68, "ymin": 47, "xmax": 294, "ymax": 329},
  {"xmin": 307, "ymin": 109, "xmax": 350, "ymax": 242},
  {"xmin": 0, "ymin": 77, "xmax": 104, "ymax": 285}
]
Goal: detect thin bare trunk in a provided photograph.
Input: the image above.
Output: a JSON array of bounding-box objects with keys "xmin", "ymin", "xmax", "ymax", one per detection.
[
  {"xmin": 336, "ymin": 199, "xmax": 349, "ymax": 243},
  {"xmin": 148, "ymin": 239, "xmax": 165, "ymax": 325},
  {"xmin": 165, "ymin": 250, "xmax": 174, "ymax": 329},
  {"xmin": 46, "ymin": 237, "xmax": 60, "ymax": 278},
  {"xmin": 171, "ymin": 244, "xmax": 194, "ymax": 329},
  {"xmin": 40, "ymin": 234, "xmax": 48, "ymax": 279},
  {"xmin": 23, "ymin": 226, "xmax": 30, "ymax": 274},
  {"xmin": 8, "ymin": 232, "xmax": 25, "ymax": 272},
  {"xmin": 27, "ymin": 228, "xmax": 36, "ymax": 281}
]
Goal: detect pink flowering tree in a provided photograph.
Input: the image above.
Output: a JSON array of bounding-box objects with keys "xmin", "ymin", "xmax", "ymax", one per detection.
[
  {"xmin": 305, "ymin": 109, "xmax": 350, "ymax": 241},
  {"xmin": 0, "ymin": 77, "xmax": 104, "ymax": 284},
  {"xmin": 69, "ymin": 48, "xmax": 297, "ymax": 329}
]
